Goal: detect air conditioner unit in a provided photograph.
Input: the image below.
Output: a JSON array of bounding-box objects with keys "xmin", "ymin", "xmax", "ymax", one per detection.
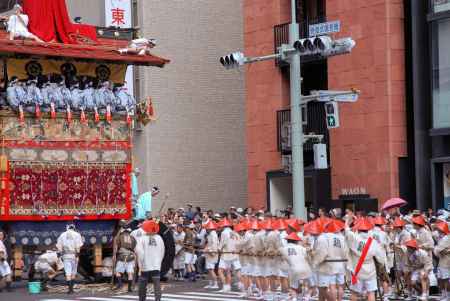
[{"xmin": 313, "ymin": 143, "xmax": 328, "ymax": 169}]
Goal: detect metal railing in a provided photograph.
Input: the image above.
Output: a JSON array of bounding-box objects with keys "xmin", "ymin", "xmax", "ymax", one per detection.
[{"xmin": 277, "ymin": 102, "xmax": 329, "ymax": 153}]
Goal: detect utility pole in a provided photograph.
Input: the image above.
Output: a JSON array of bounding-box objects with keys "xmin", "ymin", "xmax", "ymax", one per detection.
[
  {"xmin": 288, "ymin": 0, "xmax": 306, "ymax": 219},
  {"xmin": 219, "ymin": 6, "xmax": 355, "ymax": 220}
]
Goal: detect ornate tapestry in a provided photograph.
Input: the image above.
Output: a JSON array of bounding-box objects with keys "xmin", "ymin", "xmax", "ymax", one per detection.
[
  {"xmin": 7, "ymin": 162, "xmax": 131, "ymax": 221},
  {"xmin": 0, "ymin": 116, "xmax": 131, "ymax": 142}
]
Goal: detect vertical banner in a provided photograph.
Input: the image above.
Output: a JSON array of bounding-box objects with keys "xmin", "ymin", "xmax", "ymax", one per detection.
[{"xmin": 105, "ymin": 0, "xmax": 134, "ymax": 96}]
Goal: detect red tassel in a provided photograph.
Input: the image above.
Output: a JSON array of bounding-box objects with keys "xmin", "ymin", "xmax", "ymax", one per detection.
[
  {"xmin": 94, "ymin": 107, "xmax": 100, "ymax": 123},
  {"xmin": 19, "ymin": 105, "xmax": 24, "ymax": 124},
  {"xmin": 80, "ymin": 108, "xmax": 87, "ymax": 124},
  {"xmin": 106, "ymin": 105, "xmax": 112, "ymax": 123},
  {"xmin": 126, "ymin": 112, "xmax": 132, "ymax": 126},
  {"xmin": 50, "ymin": 103, "xmax": 56, "ymax": 119},
  {"xmin": 66, "ymin": 106, "xmax": 72, "ymax": 124},
  {"xmin": 35, "ymin": 104, "xmax": 41, "ymax": 119}
]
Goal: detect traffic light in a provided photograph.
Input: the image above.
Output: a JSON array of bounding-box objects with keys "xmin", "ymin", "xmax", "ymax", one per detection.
[
  {"xmin": 324, "ymin": 101, "xmax": 339, "ymax": 129},
  {"xmin": 219, "ymin": 52, "xmax": 245, "ymax": 69},
  {"xmin": 293, "ymin": 36, "xmax": 355, "ymax": 58}
]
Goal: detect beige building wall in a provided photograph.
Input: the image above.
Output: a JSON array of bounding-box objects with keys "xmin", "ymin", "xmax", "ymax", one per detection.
[
  {"xmin": 135, "ymin": 0, "xmax": 247, "ymax": 211},
  {"xmin": 66, "ymin": 0, "xmax": 105, "ymax": 26}
]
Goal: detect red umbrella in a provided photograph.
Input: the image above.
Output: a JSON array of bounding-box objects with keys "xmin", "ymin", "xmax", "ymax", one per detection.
[{"xmin": 381, "ymin": 197, "xmax": 407, "ymax": 211}]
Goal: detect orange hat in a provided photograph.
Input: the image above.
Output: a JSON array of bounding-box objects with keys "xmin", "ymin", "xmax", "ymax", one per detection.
[
  {"xmin": 303, "ymin": 220, "xmax": 323, "ymax": 235},
  {"xmin": 286, "ymin": 219, "xmax": 302, "ymax": 232},
  {"xmin": 412, "ymin": 215, "xmax": 426, "ymax": 226},
  {"xmin": 353, "ymin": 217, "xmax": 374, "ymax": 231},
  {"xmin": 325, "ymin": 219, "xmax": 345, "ymax": 233},
  {"xmin": 372, "ymin": 216, "xmax": 387, "ymax": 226},
  {"xmin": 234, "ymin": 223, "xmax": 243, "ymax": 232},
  {"xmin": 240, "ymin": 220, "xmax": 250, "ymax": 231},
  {"xmin": 142, "ymin": 220, "xmax": 160, "ymax": 234},
  {"xmin": 392, "ymin": 217, "xmax": 407, "ymax": 228},
  {"xmin": 272, "ymin": 219, "xmax": 285, "ymax": 231},
  {"xmin": 435, "ymin": 222, "xmax": 450, "ymax": 235},
  {"xmin": 404, "ymin": 239, "xmax": 418, "ymax": 249},
  {"xmin": 221, "ymin": 218, "xmax": 232, "ymax": 228},
  {"xmin": 317, "ymin": 216, "xmax": 332, "ymax": 228},
  {"xmin": 286, "ymin": 232, "xmax": 301, "ymax": 241},
  {"xmin": 204, "ymin": 221, "xmax": 217, "ymax": 230},
  {"xmin": 249, "ymin": 220, "xmax": 260, "ymax": 230}
]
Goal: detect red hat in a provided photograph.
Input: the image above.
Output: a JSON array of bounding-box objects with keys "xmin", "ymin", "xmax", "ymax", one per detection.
[
  {"xmin": 204, "ymin": 221, "xmax": 217, "ymax": 230},
  {"xmin": 325, "ymin": 219, "xmax": 345, "ymax": 233},
  {"xmin": 249, "ymin": 220, "xmax": 260, "ymax": 230},
  {"xmin": 141, "ymin": 220, "xmax": 160, "ymax": 234},
  {"xmin": 435, "ymin": 222, "xmax": 450, "ymax": 235},
  {"xmin": 412, "ymin": 216, "xmax": 426, "ymax": 226},
  {"xmin": 303, "ymin": 220, "xmax": 323, "ymax": 235},
  {"xmin": 392, "ymin": 217, "xmax": 406, "ymax": 228},
  {"xmin": 220, "ymin": 218, "xmax": 232, "ymax": 228},
  {"xmin": 404, "ymin": 239, "xmax": 418, "ymax": 249},
  {"xmin": 286, "ymin": 232, "xmax": 301, "ymax": 241},
  {"xmin": 372, "ymin": 216, "xmax": 387, "ymax": 226},
  {"xmin": 353, "ymin": 217, "xmax": 374, "ymax": 231}
]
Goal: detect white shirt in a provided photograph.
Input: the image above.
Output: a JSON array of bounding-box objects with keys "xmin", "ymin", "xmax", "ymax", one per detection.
[
  {"xmin": 56, "ymin": 229, "xmax": 83, "ymax": 260},
  {"xmin": 219, "ymin": 227, "xmax": 239, "ymax": 261},
  {"xmin": 0, "ymin": 240, "xmax": 7, "ymax": 260},
  {"xmin": 8, "ymin": 14, "xmax": 30, "ymax": 35},
  {"xmin": 135, "ymin": 233, "xmax": 165, "ymax": 272},
  {"xmin": 280, "ymin": 243, "xmax": 312, "ymax": 279}
]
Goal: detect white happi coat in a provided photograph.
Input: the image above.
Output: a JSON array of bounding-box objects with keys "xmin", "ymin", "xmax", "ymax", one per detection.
[
  {"xmin": 345, "ymin": 229, "xmax": 387, "ymax": 281},
  {"xmin": 56, "ymin": 229, "xmax": 83, "ymax": 260},
  {"xmin": 313, "ymin": 232, "xmax": 348, "ymax": 275},
  {"xmin": 280, "ymin": 243, "xmax": 312, "ymax": 280},
  {"xmin": 219, "ymin": 227, "xmax": 239, "ymax": 261},
  {"xmin": 204, "ymin": 230, "xmax": 219, "ymax": 263},
  {"xmin": 135, "ymin": 233, "xmax": 165, "ymax": 272},
  {"xmin": 370, "ymin": 226, "xmax": 392, "ymax": 270}
]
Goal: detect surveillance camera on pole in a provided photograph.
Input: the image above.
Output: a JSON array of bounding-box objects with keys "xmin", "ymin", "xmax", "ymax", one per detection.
[{"xmin": 219, "ymin": 51, "xmax": 245, "ymax": 69}]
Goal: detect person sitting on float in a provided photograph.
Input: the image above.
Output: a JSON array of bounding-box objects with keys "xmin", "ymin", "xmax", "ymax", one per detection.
[{"xmin": 7, "ymin": 4, "xmax": 44, "ymax": 43}]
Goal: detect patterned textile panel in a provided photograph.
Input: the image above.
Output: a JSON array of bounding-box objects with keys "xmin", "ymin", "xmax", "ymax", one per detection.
[
  {"xmin": 0, "ymin": 115, "xmax": 131, "ymax": 142},
  {"xmin": 7, "ymin": 162, "xmax": 131, "ymax": 220},
  {"xmin": 8, "ymin": 221, "xmax": 116, "ymax": 246}
]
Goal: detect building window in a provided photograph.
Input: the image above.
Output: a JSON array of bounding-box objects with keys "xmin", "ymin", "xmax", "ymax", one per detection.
[
  {"xmin": 432, "ymin": 18, "xmax": 450, "ymax": 128},
  {"xmin": 434, "ymin": 0, "xmax": 450, "ymax": 13}
]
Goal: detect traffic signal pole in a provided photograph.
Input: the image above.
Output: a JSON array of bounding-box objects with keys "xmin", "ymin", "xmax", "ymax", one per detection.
[
  {"xmin": 219, "ymin": 2, "xmax": 355, "ymax": 220},
  {"xmin": 289, "ymin": 0, "xmax": 307, "ymax": 220}
]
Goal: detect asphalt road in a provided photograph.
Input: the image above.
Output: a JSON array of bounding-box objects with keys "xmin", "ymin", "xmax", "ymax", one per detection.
[{"xmin": 1, "ymin": 279, "xmax": 443, "ymax": 301}]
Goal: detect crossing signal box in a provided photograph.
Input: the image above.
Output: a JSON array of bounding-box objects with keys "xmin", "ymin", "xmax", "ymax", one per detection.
[{"xmin": 325, "ymin": 101, "xmax": 339, "ymax": 129}]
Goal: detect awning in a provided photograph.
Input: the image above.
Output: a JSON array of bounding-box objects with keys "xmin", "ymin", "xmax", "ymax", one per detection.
[
  {"xmin": 0, "ymin": 34, "xmax": 169, "ymax": 67},
  {"xmin": 8, "ymin": 221, "xmax": 116, "ymax": 246}
]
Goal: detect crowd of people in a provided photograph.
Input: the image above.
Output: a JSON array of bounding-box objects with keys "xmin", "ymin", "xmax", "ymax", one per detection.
[
  {"xmin": 156, "ymin": 205, "xmax": 450, "ymax": 301},
  {"xmin": 0, "ymin": 204, "xmax": 450, "ymax": 301}
]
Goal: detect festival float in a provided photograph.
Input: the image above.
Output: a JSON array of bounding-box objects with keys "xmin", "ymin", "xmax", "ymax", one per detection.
[{"xmin": 0, "ymin": 0, "xmax": 168, "ymax": 278}]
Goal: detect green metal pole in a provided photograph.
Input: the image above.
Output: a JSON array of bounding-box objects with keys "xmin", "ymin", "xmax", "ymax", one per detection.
[{"xmin": 289, "ymin": 0, "xmax": 306, "ymax": 220}]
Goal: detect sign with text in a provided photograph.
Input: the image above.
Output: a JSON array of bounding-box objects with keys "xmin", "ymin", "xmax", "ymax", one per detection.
[
  {"xmin": 309, "ymin": 20, "xmax": 340, "ymax": 37},
  {"xmin": 105, "ymin": 0, "xmax": 134, "ymax": 97}
]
